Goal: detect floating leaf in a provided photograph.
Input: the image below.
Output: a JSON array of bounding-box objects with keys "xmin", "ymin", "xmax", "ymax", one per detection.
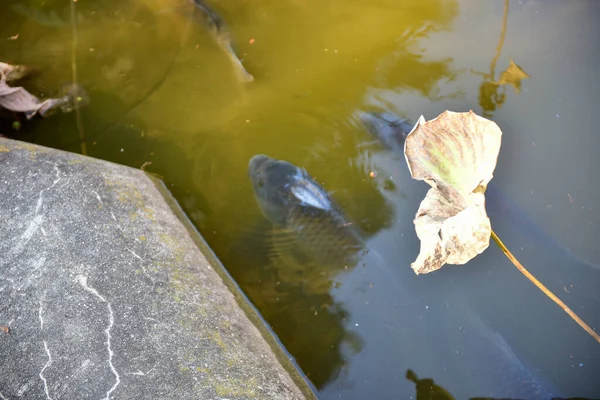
[
  {"xmin": 496, "ymin": 59, "xmax": 530, "ymax": 94},
  {"xmin": 404, "ymin": 110, "xmax": 502, "ymax": 274}
]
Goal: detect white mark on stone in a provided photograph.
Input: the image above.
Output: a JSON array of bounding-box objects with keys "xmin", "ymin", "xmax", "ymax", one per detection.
[
  {"xmin": 4, "ymin": 165, "xmax": 60, "ymax": 265},
  {"xmin": 0, "ymin": 391, "xmax": 7, "ymax": 399},
  {"xmin": 35, "ymin": 162, "xmax": 62, "ymax": 214},
  {"xmin": 40, "ymin": 341, "xmax": 53, "ymax": 400},
  {"xmin": 3, "ymin": 214, "xmax": 44, "ymax": 266},
  {"xmin": 93, "ymin": 192, "xmax": 124, "ymax": 234},
  {"xmin": 127, "ymin": 248, "xmax": 155, "ymax": 289},
  {"xmin": 18, "ymin": 256, "xmax": 47, "ymax": 291},
  {"xmin": 41, "ymin": 227, "xmax": 47, "ymax": 236},
  {"xmin": 127, "ymin": 248, "xmax": 143, "ymax": 261},
  {"xmin": 39, "ymin": 301, "xmax": 45, "ymax": 330},
  {"xmin": 17, "ymin": 379, "xmax": 33, "ymax": 396},
  {"xmin": 77, "ymin": 275, "xmax": 121, "ymax": 400},
  {"xmin": 125, "ymin": 367, "xmax": 156, "ymax": 377},
  {"xmin": 24, "ymin": 216, "xmax": 44, "ymax": 239},
  {"xmin": 93, "ymin": 191, "xmax": 103, "ymax": 205},
  {"xmin": 110, "ymin": 212, "xmax": 125, "ymax": 235}
]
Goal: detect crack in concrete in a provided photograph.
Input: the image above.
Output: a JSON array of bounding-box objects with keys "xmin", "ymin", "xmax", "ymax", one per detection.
[
  {"xmin": 40, "ymin": 341, "xmax": 53, "ymax": 400},
  {"xmin": 38, "ymin": 301, "xmax": 45, "ymax": 330},
  {"xmin": 35, "ymin": 162, "xmax": 62, "ymax": 214},
  {"xmin": 77, "ymin": 275, "xmax": 121, "ymax": 400},
  {"xmin": 3, "ymin": 163, "xmax": 61, "ymax": 267}
]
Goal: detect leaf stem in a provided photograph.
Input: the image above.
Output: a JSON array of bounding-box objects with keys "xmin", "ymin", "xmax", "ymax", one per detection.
[
  {"xmin": 490, "ymin": 229, "xmax": 600, "ymax": 344},
  {"xmin": 70, "ymin": 0, "xmax": 87, "ymax": 156}
]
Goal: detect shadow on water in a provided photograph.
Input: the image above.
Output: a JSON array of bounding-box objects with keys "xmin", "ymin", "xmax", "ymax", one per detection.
[{"xmin": 405, "ymin": 367, "xmax": 597, "ymax": 400}]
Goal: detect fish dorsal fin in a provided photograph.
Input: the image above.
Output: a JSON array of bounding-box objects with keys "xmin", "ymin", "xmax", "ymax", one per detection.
[{"xmin": 290, "ymin": 169, "xmax": 332, "ymax": 211}]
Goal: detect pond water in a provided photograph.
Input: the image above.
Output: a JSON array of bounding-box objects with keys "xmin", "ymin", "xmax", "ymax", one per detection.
[{"xmin": 2, "ymin": 0, "xmax": 600, "ymax": 398}]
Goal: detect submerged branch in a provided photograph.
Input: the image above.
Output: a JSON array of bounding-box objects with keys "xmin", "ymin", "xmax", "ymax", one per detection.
[{"xmin": 491, "ymin": 230, "xmax": 600, "ymax": 344}]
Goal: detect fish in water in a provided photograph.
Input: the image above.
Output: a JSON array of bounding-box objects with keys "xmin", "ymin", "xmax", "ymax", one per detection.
[
  {"xmin": 191, "ymin": 0, "xmax": 254, "ymax": 83},
  {"xmin": 463, "ymin": 313, "xmax": 563, "ymax": 400},
  {"xmin": 358, "ymin": 111, "xmax": 415, "ymax": 154},
  {"xmin": 248, "ymin": 154, "xmax": 373, "ymax": 271}
]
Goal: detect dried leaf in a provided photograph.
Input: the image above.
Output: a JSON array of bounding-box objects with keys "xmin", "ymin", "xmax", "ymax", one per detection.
[
  {"xmin": 496, "ymin": 59, "xmax": 530, "ymax": 94},
  {"xmin": 0, "ymin": 61, "xmax": 32, "ymax": 83},
  {"xmin": 0, "ymin": 61, "xmax": 89, "ymax": 119},
  {"xmin": 404, "ymin": 110, "xmax": 502, "ymax": 274}
]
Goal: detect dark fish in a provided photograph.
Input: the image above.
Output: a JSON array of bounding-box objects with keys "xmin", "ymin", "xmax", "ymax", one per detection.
[
  {"xmin": 191, "ymin": 0, "xmax": 254, "ymax": 83},
  {"xmin": 462, "ymin": 313, "xmax": 562, "ymax": 400},
  {"xmin": 358, "ymin": 111, "xmax": 415, "ymax": 154},
  {"xmin": 248, "ymin": 154, "xmax": 372, "ymax": 271}
]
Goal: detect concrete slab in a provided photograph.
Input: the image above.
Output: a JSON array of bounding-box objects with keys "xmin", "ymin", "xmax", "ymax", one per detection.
[{"xmin": 0, "ymin": 138, "xmax": 315, "ymax": 400}]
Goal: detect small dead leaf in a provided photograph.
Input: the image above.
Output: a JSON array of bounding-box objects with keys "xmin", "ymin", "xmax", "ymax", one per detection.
[
  {"xmin": 0, "ymin": 62, "xmax": 89, "ymax": 119},
  {"xmin": 496, "ymin": 60, "xmax": 530, "ymax": 94},
  {"xmin": 0, "ymin": 61, "xmax": 32, "ymax": 83},
  {"xmin": 0, "ymin": 326, "xmax": 9, "ymax": 334},
  {"xmin": 404, "ymin": 110, "xmax": 502, "ymax": 274}
]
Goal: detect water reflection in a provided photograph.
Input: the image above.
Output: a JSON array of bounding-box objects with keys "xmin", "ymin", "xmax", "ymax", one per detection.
[{"xmin": 470, "ymin": 0, "xmax": 530, "ymax": 118}]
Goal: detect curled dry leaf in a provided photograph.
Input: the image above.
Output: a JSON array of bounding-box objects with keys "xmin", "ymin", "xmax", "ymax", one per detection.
[
  {"xmin": 496, "ymin": 60, "xmax": 530, "ymax": 94},
  {"xmin": 0, "ymin": 61, "xmax": 32, "ymax": 83},
  {"xmin": 0, "ymin": 61, "xmax": 89, "ymax": 120},
  {"xmin": 404, "ymin": 110, "xmax": 502, "ymax": 275}
]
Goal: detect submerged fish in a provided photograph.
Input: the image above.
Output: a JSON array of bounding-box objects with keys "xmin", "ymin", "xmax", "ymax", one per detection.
[
  {"xmin": 358, "ymin": 111, "xmax": 414, "ymax": 154},
  {"xmin": 248, "ymin": 154, "xmax": 372, "ymax": 271},
  {"xmin": 191, "ymin": 0, "xmax": 254, "ymax": 83},
  {"xmin": 463, "ymin": 313, "xmax": 562, "ymax": 400}
]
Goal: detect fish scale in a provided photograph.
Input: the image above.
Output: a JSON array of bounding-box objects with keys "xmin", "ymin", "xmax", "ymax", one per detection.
[{"xmin": 284, "ymin": 201, "xmax": 365, "ymax": 271}]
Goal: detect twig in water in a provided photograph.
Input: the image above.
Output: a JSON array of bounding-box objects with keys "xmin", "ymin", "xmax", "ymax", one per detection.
[
  {"xmin": 491, "ymin": 229, "xmax": 600, "ymax": 344},
  {"xmin": 70, "ymin": 0, "xmax": 87, "ymax": 155}
]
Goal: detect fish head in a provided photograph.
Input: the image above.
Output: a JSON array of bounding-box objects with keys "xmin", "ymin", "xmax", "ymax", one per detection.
[
  {"xmin": 248, "ymin": 154, "xmax": 332, "ymax": 226},
  {"xmin": 358, "ymin": 111, "xmax": 415, "ymax": 152}
]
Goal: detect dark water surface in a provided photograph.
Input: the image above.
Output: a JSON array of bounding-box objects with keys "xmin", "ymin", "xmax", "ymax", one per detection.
[{"xmin": 2, "ymin": 0, "xmax": 599, "ymax": 398}]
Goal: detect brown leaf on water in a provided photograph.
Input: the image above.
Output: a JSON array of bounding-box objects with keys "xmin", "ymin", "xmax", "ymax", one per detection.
[
  {"xmin": 404, "ymin": 110, "xmax": 502, "ymax": 275},
  {"xmin": 496, "ymin": 59, "xmax": 530, "ymax": 93},
  {"xmin": 0, "ymin": 61, "xmax": 32, "ymax": 83},
  {"xmin": 0, "ymin": 61, "xmax": 89, "ymax": 119}
]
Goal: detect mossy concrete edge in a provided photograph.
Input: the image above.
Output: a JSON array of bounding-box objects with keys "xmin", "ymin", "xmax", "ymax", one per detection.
[{"xmin": 145, "ymin": 172, "xmax": 319, "ymax": 400}]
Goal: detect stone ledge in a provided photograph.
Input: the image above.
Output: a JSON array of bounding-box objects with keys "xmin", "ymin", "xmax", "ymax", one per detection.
[{"xmin": 0, "ymin": 138, "xmax": 316, "ymax": 400}]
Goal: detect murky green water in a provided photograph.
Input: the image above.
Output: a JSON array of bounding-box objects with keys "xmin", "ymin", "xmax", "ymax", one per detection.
[{"xmin": 2, "ymin": 0, "xmax": 600, "ymax": 398}]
